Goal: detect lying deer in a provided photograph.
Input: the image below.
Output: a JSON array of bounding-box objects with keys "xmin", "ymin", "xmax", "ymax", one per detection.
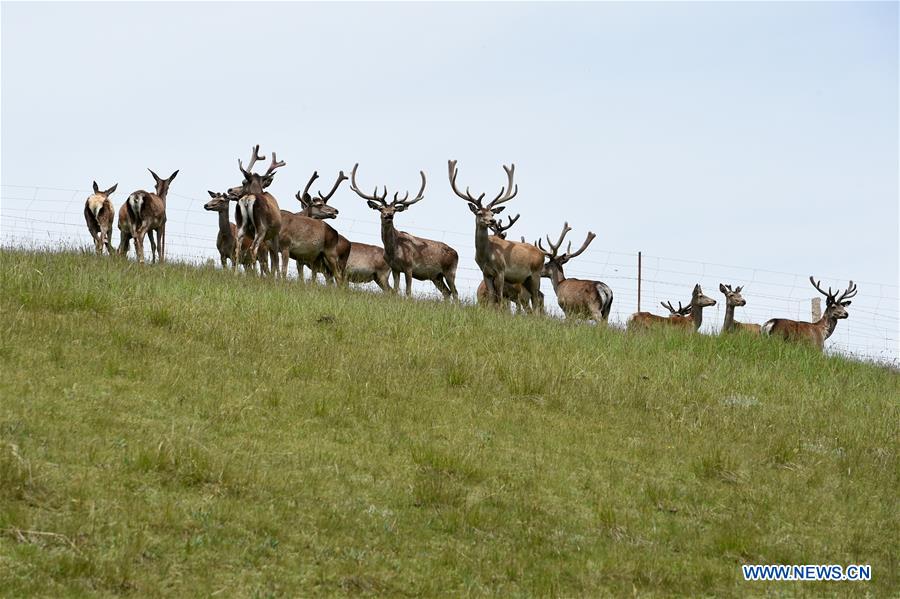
[
  {"xmin": 119, "ymin": 169, "xmax": 178, "ymax": 263},
  {"xmin": 224, "ymin": 145, "xmax": 284, "ymax": 276},
  {"xmin": 719, "ymin": 283, "xmax": 760, "ymax": 334},
  {"xmin": 351, "ymin": 164, "xmax": 458, "ymax": 299},
  {"xmin": 448, "ymin": 160, "xmax": 543, "ymax": 312},
  {"xmin": 204, "ymin": 191, "xmax": 269, "ymax": 274},
  {"xmin": 84, "ymin": 181, "xmax": 117, "ymax": 255},
  {"xmin": 536, "ymin": 222, "xmax": 614, "ymax": 324},
  {"xmin": 627, "ymin": 284, "xmax": 717, "ymax": 332},
  {"xmin": 761, "ymin": 277, "xmax": 857, "ymax": 351}
]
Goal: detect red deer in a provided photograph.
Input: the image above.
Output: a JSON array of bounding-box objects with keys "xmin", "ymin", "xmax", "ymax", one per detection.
[
  {"xmin": 536, "ymin": 222, "xmax": 614, "ymax": 324},
  {"xmin": 204, "ymin": 191, "xmax": 269, "ymax": 274},
  {"xmin": 719, "ymin": 283, "xmax": 760, "ymax": 335},
  {"xmin": 225, "ymin": 145, "xmax": 284, "ymax": 276},
  {"xmin": 761, "ymin": 277, "xmax": 857, "ymax": 351},
  {"xmin": 476, "ymin": 215, "xmax": 540, "ymax": 311},
  {"xmin": 448, "ymin": 160, "xmax": 543, "ymax": 312},
  {"xmin": 627, "ymin": 284, "xmax": 716, "ymax": 332},
  {"xmin": 119, "ymin": 169, "xmax": 178, "ymax": 263},
  {"xmin": 289, "ymin": 170, "xmax": 349, "ymax": 284},
  {"xmin": 83, "ymin": 181, "xmax": 117, "ymax": 255},
  {"xmin": 262, "ymin": 170, "xmax": 349, "ymax": 283},
  {"xmin": 350, "ymin": 164, "xmax": 458, "ymax": 299}
]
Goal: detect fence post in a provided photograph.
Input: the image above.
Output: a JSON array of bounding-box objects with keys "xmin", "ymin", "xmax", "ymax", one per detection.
[
  {"xmin": 637, "ymin": 251, "xmax": 642, "ymax": 313},
  {"xmin": 811, "ymin": 297, "xmax": 822, "ymax": 321}
]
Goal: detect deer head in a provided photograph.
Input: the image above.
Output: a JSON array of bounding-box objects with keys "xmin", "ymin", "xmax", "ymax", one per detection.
[
  {"xmin": 535, "ymin": 222, "xmax": 596, "ymax": 277},
  {"xmin": 448, "ymin": 160, "xmax": 518, "ymax": 227},
  {"xmin": 228, "ymin": 145, "xmax": 286, "ymax": 198},
  {"xmin": 295, "ymin": 170, "xmax": 347, "ymax": 219},
  {"xmin": 350, "ymin": 163, "xmax": 426, "ymax": 222},
  {"xmin": 810, "ymin": 277, "xmax": 857, "ymax": 321},
  {"xmin": 148, "ymin": 169, "xmax": 178, "ymax": 199},
  {"xmin": 719, "ymin": 283, "xmax": 746, "ymax": 307},
  {"xmin": 204, "ymin": 190, "xmax": 231, "ymax": 213},
  {"xmin": 92, "ymin": 181, "xmax": 118, "ymax": 198},
  {"xmin": 691, "ymin": 284, "xmax": 717, "ymax": 309}
]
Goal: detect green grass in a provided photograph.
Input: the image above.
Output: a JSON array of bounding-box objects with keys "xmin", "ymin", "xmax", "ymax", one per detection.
[{"xmin": 1, "ymin": 249, "xmax": 898, "ymax": 597}]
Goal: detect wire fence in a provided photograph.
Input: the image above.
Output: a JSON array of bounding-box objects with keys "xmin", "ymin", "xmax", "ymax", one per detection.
[{"xmin": 2, "ymin": 183, "xmax": 897, "ymax": 366}]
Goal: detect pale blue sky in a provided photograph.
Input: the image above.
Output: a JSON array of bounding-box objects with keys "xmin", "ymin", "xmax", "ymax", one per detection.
[{"xmin": 2, "ymin": 2, "xmax": 897, "ymax": 357}]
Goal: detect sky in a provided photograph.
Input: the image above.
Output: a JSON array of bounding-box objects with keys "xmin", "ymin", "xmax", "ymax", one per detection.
[{"xmin": 1, "ymin": 2, "xmax": 898, "ymax": 359}]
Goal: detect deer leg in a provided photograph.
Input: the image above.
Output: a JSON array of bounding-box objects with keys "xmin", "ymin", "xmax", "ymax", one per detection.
[
  {"xmin": 404, "ymin": 271, "xmax": 413, "ymax": 296},
  {"xmin": 147, "ymin": 229, "xmax": 157, "ymax": 264},
  {"xmin": 526, "ymin": 276, "xmax": 543, "ymax": 315},
  {"xmin": 494, "ymin": 274, "xmax": 506, "ymax": 307},
  {"xmin": 322, "ymin": 253, "xmax": 341, "ymax": 287},
  {"xmin": 269, "ymin": 236, "xmax": 280, "ymax": 279},
  {"xmin": 118, "ymin": 230, "xmax": 131, "ymax": 257},
  {"xmin": 391, "ymin": 270, "xmax": 401, "ymax": 294},
  {"xmin": 444, "ymin": 270, "xmax": 459, "ymax": 301},
  {"xmin": 158, "ymin": 223, "xmax": 166, "ymax": 263},
  {"xmin": 280, "ymin": 249, "xmax": 290, "ymax": 280},
  {"xmin": 432, "ymin": 276, "xmax": 452, "ymax": 299},
  {"xmin": 375, "ymin": 271, "xmax": 390, "ymax": 292}
]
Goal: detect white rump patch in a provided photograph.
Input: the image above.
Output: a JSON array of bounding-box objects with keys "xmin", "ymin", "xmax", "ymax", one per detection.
[
  {"xmin": 238, "ymin": 196, "xmax": 256, "ymax": 235},
  {"xmin": 761, "ymin": 320, "xmax": 775, "ymax": 336}
]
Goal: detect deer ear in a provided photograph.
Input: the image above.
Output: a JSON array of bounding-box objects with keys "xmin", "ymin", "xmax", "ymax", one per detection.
[
  {"xmin": 735, "ymin": 286, "xmax": 743, "ymax": 293},
  {"xmin": 467, "ymin": 203, "xmax": 479, "ymax": 215},
  {"xmin": 842, "ymin": 300, "xmax": 852, "ymax": 306},
  {"xmin": 148, "ymin": 168, "xmax": 161, "ymax": 182},
  {"xmin": 366, "ymin": 200, "xmax": 381, "ymax": 211},
  {"xmin": 493, "ymin": 206, "xmax": 506, "ymax": 214},
  {"xmin": 92, "ymin": 181, "xmax": 100, "ymax": 193},
  {"xmin": 168, "ymin": 170, "xmax": 179, "ymax": 182},
  {"xmin": 394, "ymin": 204, "xmax": 408, "ymax": 212},
  {"xmin": 208, "ymin": 190, "xmax": 217, "ymax": 198},
  {"xmin": 719, "ymin": 283, "xmax": 727, "ymax": 293},
  {"xmin": 105, "ymin": 183, "xmax": 118, "ymax": 195}
]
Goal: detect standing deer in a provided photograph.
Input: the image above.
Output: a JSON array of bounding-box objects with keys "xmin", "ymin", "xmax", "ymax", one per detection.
[
  {"xmin": 536, "ymin": 222, "xmax": 614, "ymax": 324},
  {"xmin": 627, "ymin": 284, "xmax": 716, "ymax": 332},
  {"xmin": 296, "ymin": 189, "xmax": 391, "ymax": 291},
  {"xmin": 761, "ymin": 277, "xmax": 857, "ymax": 351},
  {"xmin": 448, "ymin": 160, "xmax": 543, "ymax": 312},
  {"xmin": 350, "ymin": 164, "xmax": 458, "ymax": 299},
  {"xmin": 290, "ymin": 170, "xmax": 350, "ymax": 285},
  {"xmin": 719, "ymin": 283, "xmax": 761, "ymax": 335},
  {"xmin": 266, "ymin": 170, "xmax": 348, "ymax": 283},
  {"xmin": 83, "ymin": 181, "xmax": 117, "ymax": 255},
  {"xmin": 119, "ymin": 169, "xmax": 178, "ymax": 263},
  {"xmin": 204, "ymin": 191, "xmax": 269, "ymax": 274},
  {"xmin": 225, "ymin": 145, "xmax": 284, "ymax": 276},
  {"xmin": 476, "ymin": 215, "xmax": 540, "ymax": 311}
]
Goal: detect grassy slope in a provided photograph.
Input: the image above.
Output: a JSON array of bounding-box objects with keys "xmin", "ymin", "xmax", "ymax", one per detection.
[{"xmin": 1, "ymin": 250, "xmax": 897, "ymax": 597}]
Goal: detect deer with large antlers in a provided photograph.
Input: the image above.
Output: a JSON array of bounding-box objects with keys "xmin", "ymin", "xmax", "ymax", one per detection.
[
  {"xmin": 536, "ymin": 222, "xmax": 614, "ymax": 324},
  {"xmin": 350, "ymin": 164, "xmax": 458, "ymax": 298},
  {"xmin": 761, "ymin": 277, "xmax": 857, "ymax": 350},
  {"xmin": 627, "ymin": 284, "xmax": 717, "ymax": 332},
  {"xmin": 271, "ymin": 170, "xmax": 349, "ymax": 283},
  {"xmin": 448, "ymin": 160, "xmax": 544, "ymax": 312},
  {"xmin": 84, "ymin": 181, "xmax": 117, "ymax": 255},
  {"xmin": 223, "ymin": 145, "xmax": 284, "ymax": 276},
  {"xmin": 476, "ymin": 215, "xmax": 537, "ymax": 311},
  {"xmin": 118, "ymin": 169, "xmax": 178, "ymax": 263},
  {"xmin": 204, "ymin": 191, "xmax": 269, "ymax": 273},
  {"xmin": 719, "ymin": 284, "xmax": 761, "ymax": 335}
]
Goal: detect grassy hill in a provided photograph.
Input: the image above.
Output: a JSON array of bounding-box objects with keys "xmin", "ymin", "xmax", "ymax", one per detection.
[{"xmin": 1, "ymin": 249, "xmax": 897, "ymax": 597}]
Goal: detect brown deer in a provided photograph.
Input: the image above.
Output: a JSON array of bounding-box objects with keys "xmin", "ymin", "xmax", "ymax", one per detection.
[
  {"xmin": 350, "ymin": 164, "xmax": 459, "ymax": 299},
  {"xmin": 119, "ymin": 169, "xmax": 178, "ymax": 263},
  {"xmin": 627, "ymin": 284, "xmax": 717, "ymax": 332},
  {"xmin": 719, "ymin": 283, "xmax": 761, "ymax": 335},
  {"xmin": 476, "ymin": 215, "xmax": 539, "ymax": 311},
  {"xmin": 225, "ymin": 145, "xmax": 284, "ymax": 276},
  {"xmin": 264, "ymin": 170, "xmax": 348, "ymax": 283},
  {"xmin": 536, "ymin": 222, "xmax": 614, "ymax": 324},
  {"xmin": 761, "ymin": 277, "xmax": 857, "ymax": 351},
  {"xmin": 448, "ymin": 160, "xmax": 543, "ymax": 312},
  {"xmin": 204, "ymin": 191, "xmax": 269, "ymax": 274},
  {"xmin": 290, "ymin": 170, "xmax": 350, "ymax": 284},
  {"xmin": 296, "ymin": 198, "xmax": 391, "ymax": 291},
  {"xmin": 83, "ymin": 181, "xmax": 117, "ymax": 255}
]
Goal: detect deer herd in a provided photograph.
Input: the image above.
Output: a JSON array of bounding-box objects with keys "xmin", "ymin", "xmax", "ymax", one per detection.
[{"xmin": 83, "ymin": 144, "xmax": 858, "ymax": 352}]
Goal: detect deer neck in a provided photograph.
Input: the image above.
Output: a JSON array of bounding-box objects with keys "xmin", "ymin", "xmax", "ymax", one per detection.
[
  {"xmin": 723, "ymin": 303, "xmax": 735, "ymax": 332},
  {"xmin": 380, "ymin": 217, "xmax": 399, "ymax": 257},
  {"xmin": 817, "ymin": 314, "xmax": 839, "ymax": 340},
  {"xmin": 548, "ymin": 263, "xmax": 566, "ymax": 293},
  {"xmin": 217, "ymin": 209, "xmax": 233, "ymax": 241},
  {"xmin": 690, "ymin": 303, "xmax": 705, "ymax": 331},
  {"xmin": 474, "ymin": 221, "xmax": 492, "ymax": 264}
]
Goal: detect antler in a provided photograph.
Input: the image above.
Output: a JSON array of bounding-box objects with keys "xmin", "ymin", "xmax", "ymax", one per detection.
[
  {"xmin": 489, "ymin": 213, "xmax": 520, "ymax": 238},
  {"xmin": 809, "ymin": 276, "xmax": 838, "ymax": 303},
  {"xmin": 835, "ymin": 281, "xmax": 857, "ymax": 304},
  {"xmin": 563, "ymin": 231, "xmax": 596, "ymax": 261},
  {"xmin": 393, "ymin": 171, "xmax": 426, "ymax": 208},
  {"xmin": 537, "ymin": 222, "xmax": 573, "ymax": 257},
  {"xmin": 297, "ymin": 171, "xmax": 319, "ymax": 203},
  {"xmin": 487, "ymin": 164, "xmax": 518, "ymax": 208},
  {"xmin": 349, "ymin": 163, "xmax": 388, "ymax": 205},
  {"xmin": 318, "ymin": 171, "xmax": 348, "ymax": 202},
  {"xmin": 662, "ymin": 301, "xmax": 691, "ymax": 316},
  {"xmin": 239, "ymin": 144, "xmax": 266, "ymax": 178},
  {"xmin": 448, "ymin": 160, "xmax": 485, "ymax": 206},
  {"xmin": 264, "ymin": 152, "xmax": 286, "ymax": 178}
]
